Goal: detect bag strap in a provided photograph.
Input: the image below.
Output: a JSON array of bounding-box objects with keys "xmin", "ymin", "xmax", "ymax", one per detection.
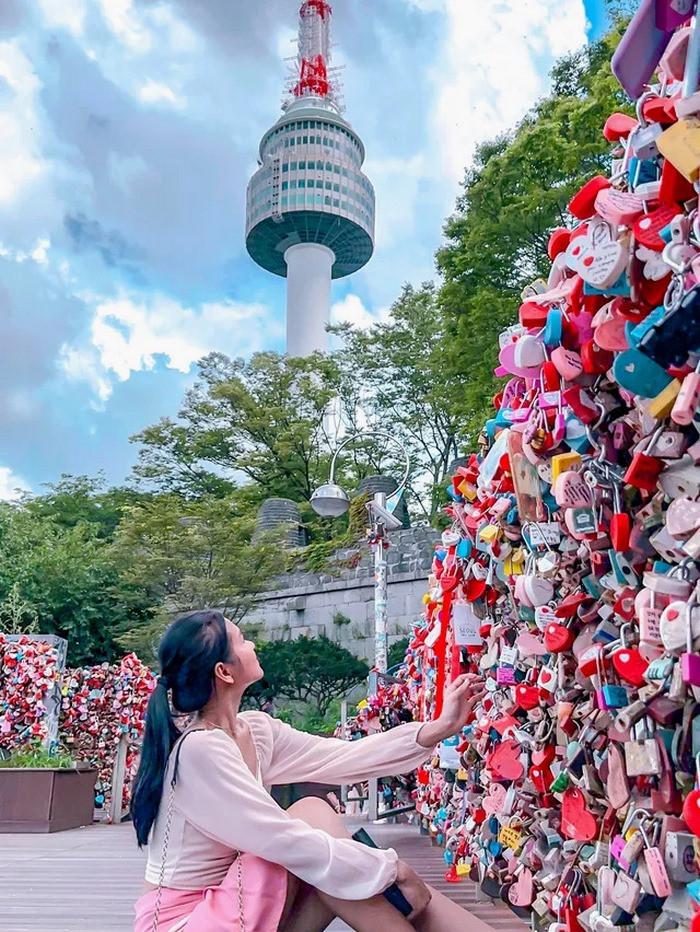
[{"xmin": 150, "ymin": 728, "xmax": 246, "ymax": 932}]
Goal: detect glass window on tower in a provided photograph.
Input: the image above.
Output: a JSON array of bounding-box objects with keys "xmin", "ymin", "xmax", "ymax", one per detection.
[
  {"xmin": 298, "ymin": 161, "xmax": 306, "ymax": 169},
  {"xmin": 299, "ymin": 180, "xmax": 305, "ymax": 188},
  {"xmin": 281, "ymin": 196, "xmax": 288, "ymax": 207},
  {"xmin": 291, "ymin": 162, "xmax": 297, "ymax": 171},
  {"xmin": 315, "ymin": 179, "xmax": 323, "ymax": 188},
  {"xmin": 282, "ymin": 163, "xmax": 289, "ymax": 172},
  {"xmin": 303, "ymin": 121, "xmax": 309, "ymax": 129}
]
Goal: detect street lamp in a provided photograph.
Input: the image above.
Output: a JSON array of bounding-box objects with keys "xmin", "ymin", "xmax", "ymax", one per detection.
[{"xmin": 310, "ymin": 430, "xmax": 410, "ymax": 673}]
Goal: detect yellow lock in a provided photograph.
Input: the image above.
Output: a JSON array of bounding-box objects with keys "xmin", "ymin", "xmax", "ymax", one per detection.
[
  {"xmin": 657, "ymin": 117, "xmax": 700, "ymax": 182},
  {"xmin": 499, "ymin": 825, "xmax": 523, "ymax": 851},
  {"xmin": 551, "ymin": 451, "xmax": 582, "ymax": 483},
  {"xmin": 458, "ymin": 479, "xmax": 477, "ymax": 501},
  {"xmin": 645, "ymin": 379, "xmax": 682, "ymax": 420},
  {"xmin": 422, "ymin": 593, "xmax": 431, "ymax": 605},
  {"xmin": 479, "ymin": 524, "xmax": 500, "ymax": 543},
  {"xmin": 455, "ymin": 861, "xmax": 470, "ymax": 877},
  {"xmin": 456, "ymin": 767, "xmax": 469, "ymax": 781},
  {"xmin": 504, "ymin": 546, "xmax": 525, "ymax": 575}
]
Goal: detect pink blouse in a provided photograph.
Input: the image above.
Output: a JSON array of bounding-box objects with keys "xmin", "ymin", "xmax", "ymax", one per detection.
[{"xmin": 145, "ymin": 711, "xmax": 430, "ymax": 899}]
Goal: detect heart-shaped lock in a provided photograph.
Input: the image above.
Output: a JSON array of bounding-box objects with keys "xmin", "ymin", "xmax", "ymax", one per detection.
[
  {"xmin": 682, "ymin": 785, "xmax": 700, "ymax": 837},
  {"xmin": 508, "ymin": 868, "xmax": 534, "ymax": 907},
  {"xmin": 594, "ymin": 187, "xmax": 644, "ymax": 226},
  {"xmin": 545, "ymin": 622, "xmax": 575, "ymax": 653},
  {"xmin": 524, "ymin": 575, "xmax": 554, "ymax": 608},
  {"xmin": 515, "ymin": 630, "xmax": 547, "ymax": 657},
  {"xmin": 561, "ymin": 787, "xmax": 597, "ymax": 841},
  {"xmin": 482, "ymin": 783, "xmax": 507, "ymax": 815},
  {"xmin": 486, "ymin": 738, "xmax": 525, "ymax": 781},
  {"xmin": 659, "ymin": 600, "xmax": 690, "ymax": 652},
  {"xmin": 611, "ymin": 646, "xmax": 648, "ymax": 687},
  {"xmin": 565, "ymin": 220, "xmax": 628, "ymax": 289},
  {"xmin": 514, "ymin": 683, "xmax": 540, "ymax": 711},
  {"xmin": 551, "ymin": 347, "xmax": 584, "ymax": 381},
  {"xmin": 514, "ymin": 334, "xmax": 546, "ymax": 368}
]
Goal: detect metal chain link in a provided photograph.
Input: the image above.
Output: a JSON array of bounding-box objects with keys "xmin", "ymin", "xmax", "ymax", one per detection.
[
  {"xmin": 237, "ymin": 853, "xmax": 246, "ymax": 932},
  {"xmin": 151, "ymin": 779, "xmax": 175, "ymax": 932}
]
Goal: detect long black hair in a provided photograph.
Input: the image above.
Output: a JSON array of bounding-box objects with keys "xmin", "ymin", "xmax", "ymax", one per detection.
[{"xmin": 131, "ymin": 610, "xmax": 232, "ymax": 846}]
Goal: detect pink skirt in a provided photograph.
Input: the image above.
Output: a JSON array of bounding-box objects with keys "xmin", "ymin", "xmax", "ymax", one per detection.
[{"xmin": 134, "ymin": 854, "xmax": 289, "ymax": 931}]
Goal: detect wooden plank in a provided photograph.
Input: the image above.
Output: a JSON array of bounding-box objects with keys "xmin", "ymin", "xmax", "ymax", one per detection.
[{"xmin": 0, "ymin": 821, "xmax": 525, "ymax": 931}]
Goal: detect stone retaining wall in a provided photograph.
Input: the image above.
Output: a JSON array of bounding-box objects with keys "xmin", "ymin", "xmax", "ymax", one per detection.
[{"xmin": 245, "ymin": 527, "xmax": 437, "ymax": 661}]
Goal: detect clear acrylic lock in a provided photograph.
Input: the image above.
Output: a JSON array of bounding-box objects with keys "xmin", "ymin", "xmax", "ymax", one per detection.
[{"xmin": 624, "ymin": 717, "xmax": 661, "ymax": 776}]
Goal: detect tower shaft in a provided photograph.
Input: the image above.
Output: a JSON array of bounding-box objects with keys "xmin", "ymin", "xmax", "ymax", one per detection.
[{"xmin": 285, "ymin": 243, "xmax": 334, "ymax": 357}]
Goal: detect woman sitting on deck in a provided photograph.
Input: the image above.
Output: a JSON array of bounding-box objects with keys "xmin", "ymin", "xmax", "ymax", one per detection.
[{"xmin": 132, "ymin": 610, "xmax": 487, "ymax": 932}]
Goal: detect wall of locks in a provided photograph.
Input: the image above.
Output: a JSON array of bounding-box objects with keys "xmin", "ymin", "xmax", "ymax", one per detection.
[
  {"xmin": 396, "ymin": 7, "xmax": 700, "ymax": 930},
  {"xmin": 0, "ymin": 636, "xmax": 154, "ymax": 815}
]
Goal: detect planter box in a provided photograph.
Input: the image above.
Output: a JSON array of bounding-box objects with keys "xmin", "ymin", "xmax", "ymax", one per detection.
[{"xmin": 0, "ymin": 767, "xmax": 97, "ymax": 833}]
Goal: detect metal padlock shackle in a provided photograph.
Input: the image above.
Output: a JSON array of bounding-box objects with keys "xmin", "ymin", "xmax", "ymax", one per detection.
[{"xmin": 620, "ymin": 805, "xmax": 652, "ymax": 837}]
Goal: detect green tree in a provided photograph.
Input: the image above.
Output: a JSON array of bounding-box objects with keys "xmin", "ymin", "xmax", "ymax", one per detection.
[
  {"xmin": 0, "ymin": 503, "xmax": 151, "ymax": 665},
  {"xmin": 131, "ymin": 352, "xmax": 343, "ymax": 503},
  {"xmin": 246, "ymin": 636, "xmax": 369, "ymax": 718},
  {"xmin": 388, "ymin": 636, "xmax": 410, "ymax": 670},
  {"xmin": 112, "ymin": 493, "xmax": 284, "ymax": 658},
  {"xmin": 436, "ymin": 26, "xmax": 629, "ymax": 442},
  {"xmin": 24, "ymin": 474, "xmax": 146, "ymax": 540},
  {"xmin": 331, "ymin": 284, "xmax": 466, "ymax": 520}
]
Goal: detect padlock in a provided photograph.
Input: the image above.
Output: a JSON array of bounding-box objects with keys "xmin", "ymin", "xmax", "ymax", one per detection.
[
  {"xmin": 671, "ymin": 360, "xmax": 700, "ymax": 425},
  {"xmin": 624, "ymin": 717, "xmax": 661, "ymax": 776},
  {"xmin": 623, "ymin": 425, "xmax": 665, "ymax": 492},
  {"xmin": 657, "ymin": 116, "xmax": 700, "ymax": 183},
  {"xmin": 681, "ymin": 595, "xmax": 700, "ymax": 686}
]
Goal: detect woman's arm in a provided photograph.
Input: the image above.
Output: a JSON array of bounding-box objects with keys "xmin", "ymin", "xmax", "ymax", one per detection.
[
  {"xmin": 175, "ymin": 729, "xmax": 399, "ymax": 900},
  {"xmin": 261, "ymin": 674, "xmax": 485, "ymax": 786}
]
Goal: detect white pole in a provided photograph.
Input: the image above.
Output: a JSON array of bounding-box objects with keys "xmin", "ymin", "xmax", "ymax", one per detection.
[
  {"xmin": 373, "ymin": 492, "xmax": 389, "ymax": 674},
  {"xmin": 284, "ymin": 243, "xmax": 335, "ymax": 357}
]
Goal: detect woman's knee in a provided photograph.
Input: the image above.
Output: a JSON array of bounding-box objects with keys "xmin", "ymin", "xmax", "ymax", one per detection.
[{"xmin": 287, "ymin": 797, "xmax": 348, "ymax": 838}]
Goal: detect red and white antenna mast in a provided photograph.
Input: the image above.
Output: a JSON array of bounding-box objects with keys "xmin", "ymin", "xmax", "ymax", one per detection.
[{"xmin": 286, "ymin": 1, "xmax": 344, "ymax": 111}]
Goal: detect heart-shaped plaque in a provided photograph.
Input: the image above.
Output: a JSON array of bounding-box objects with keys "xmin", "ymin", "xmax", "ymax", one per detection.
[{"xmin": 561, "ymin": 787, "xmax": 597, "ymax": 841}]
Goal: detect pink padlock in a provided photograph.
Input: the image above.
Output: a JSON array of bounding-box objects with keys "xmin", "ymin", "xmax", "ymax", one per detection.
[
  {"xmin": 553, "ymin": 470, "xmax": 594, "ymax": 508},
  {"xmin": 666, "ymin": 498, "xmax": 700, "ymax": 538},
  {"xmin": 551, "ymin": 346, "xmax": 583, "ymax": 381}
]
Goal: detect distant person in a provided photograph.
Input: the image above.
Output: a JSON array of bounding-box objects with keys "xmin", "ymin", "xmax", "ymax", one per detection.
[
  {"xmin": 131, "ymin": 610, "xmax": 486, "ymax": 931},
  {"xmin": 261, "ymin": 698, "xmax": 276, "ymax": 717}
]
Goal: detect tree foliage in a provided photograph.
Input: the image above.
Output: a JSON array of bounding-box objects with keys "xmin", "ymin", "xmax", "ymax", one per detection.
[
  {"xmin": 331, "ymin": 284, "xmax": 466, "ymax": 520},
  {"xmin": 0, "ymin": 502, "xmax": 151, "ymax": 666},
  {"xmin": 436, "ymin": 26, "xmax": 629, "ymax": 442},
  {"xmin": 112, "ymin": 493, "xmax": 284, "ymax": 659},
  {"xmin": 245, "ymin": 636, "xmax": 369, "ymax": 717}
]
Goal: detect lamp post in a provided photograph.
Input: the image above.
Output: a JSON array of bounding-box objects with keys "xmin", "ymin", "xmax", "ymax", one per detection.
[{"xmin": 310, "ymin": 431, "xmax": 410, "ymax": 673}]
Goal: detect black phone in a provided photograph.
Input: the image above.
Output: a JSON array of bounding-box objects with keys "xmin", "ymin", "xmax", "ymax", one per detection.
[{"xmin": 351, "ymin": 828, "xmax": 413, "ymax": 917}]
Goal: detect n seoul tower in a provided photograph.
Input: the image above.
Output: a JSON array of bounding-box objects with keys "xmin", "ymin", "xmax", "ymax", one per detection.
[{"xmin": 245, "ymin": 1, "xmax": 376, "ymax": 358}]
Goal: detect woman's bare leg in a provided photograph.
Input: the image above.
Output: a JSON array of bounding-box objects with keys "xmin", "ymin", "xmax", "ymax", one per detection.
[
  {"xmin": 282, "ymin": 797, "xmax": 413, "ymax": 932},
  {"xmin": 414, "ymin": 886, "xmax": 493, "ymax": 932}
]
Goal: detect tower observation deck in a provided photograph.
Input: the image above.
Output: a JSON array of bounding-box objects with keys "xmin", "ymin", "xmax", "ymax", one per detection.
[{"xmin": 245, "ymin": 1, "xmax": 375, "ymax": 358}]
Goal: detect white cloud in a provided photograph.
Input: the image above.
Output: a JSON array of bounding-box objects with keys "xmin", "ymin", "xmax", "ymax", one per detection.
[
  {"xmin": 37, "ymin": 0, "xmax": 87, "ymax": 36},
  {"xmin": 138, "ymin": 80, "xmax": 183, "ymax": 108},
  {"xmin": 432, "ymin": 0, "xmax": 587, "ymax": 182},
  {"xmin": 59, "ymin": 292, "xmax": 282, "ymax": 402},
  {"xmin": 0, "ymin": 42, "xmax": 47, "ymax": 206},
  {"xmin": 331, "ymin": 294, "xmax": 388, "ymax": 330},
  {"xmin": 0, "ymin": 467, "xmax": 30, "ymax": 502}
]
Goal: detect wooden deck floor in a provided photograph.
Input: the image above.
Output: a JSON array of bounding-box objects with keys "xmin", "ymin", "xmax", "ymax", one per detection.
[{"xmin": 0, "ymin": 821, "xmax": 525, "ymax": 931}]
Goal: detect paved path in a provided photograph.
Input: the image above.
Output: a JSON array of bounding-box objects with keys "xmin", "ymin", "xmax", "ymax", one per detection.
[{"xmin": 0, "ymin": 821, "xmax": 525, "ymax": 931}]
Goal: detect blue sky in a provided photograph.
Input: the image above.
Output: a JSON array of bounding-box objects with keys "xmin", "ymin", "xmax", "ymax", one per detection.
[{"xmin": 0, "ymin": 0, "xmax": 606, "ymax": 498}]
